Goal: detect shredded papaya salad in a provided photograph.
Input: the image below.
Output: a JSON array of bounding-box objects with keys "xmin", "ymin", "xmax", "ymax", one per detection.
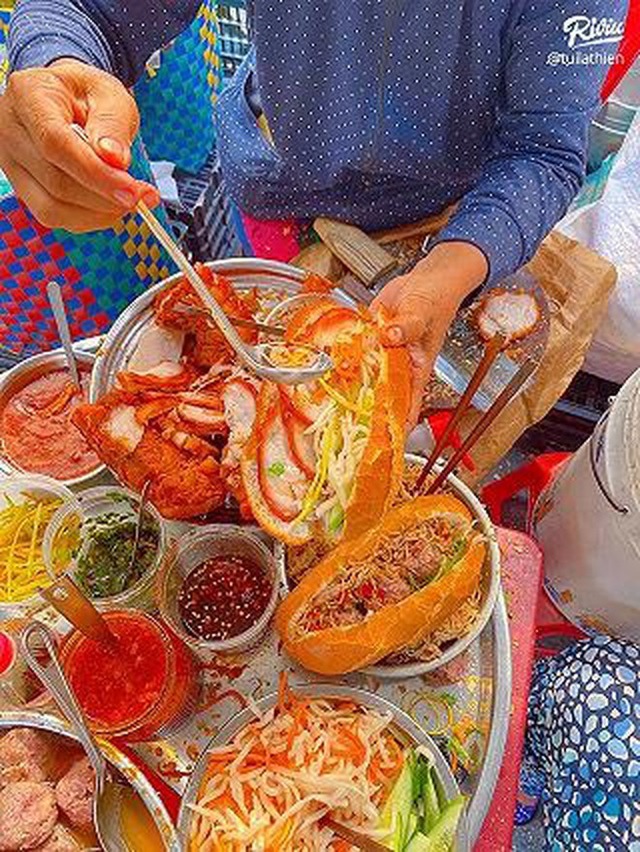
[
  {"xmin": 292, "ymin": 315, "xmax": 381, "ymax": 538},
  {"xmin": 188, "ymin": 678, "xmax": 408, "ymax": 851}
]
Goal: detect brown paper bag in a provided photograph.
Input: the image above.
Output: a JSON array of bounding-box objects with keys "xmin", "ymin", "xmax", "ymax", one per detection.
[{"xmin": 459, "ymin": 231, "xmax": 617, "ymax": 483}]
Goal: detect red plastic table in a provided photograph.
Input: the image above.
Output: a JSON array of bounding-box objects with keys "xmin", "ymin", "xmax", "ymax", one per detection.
[{"xmin": 475, "ymin": 528, "xmax": 543, "ymax": 851}]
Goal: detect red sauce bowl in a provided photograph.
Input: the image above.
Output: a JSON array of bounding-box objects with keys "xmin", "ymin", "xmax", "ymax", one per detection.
[
  {"xmin": 0, "ymin": 350, "xmax": 105, "ymax": 487},
  {"xmin": 60, "ymin": 610, "xmax": 199, "ymax": 741}
]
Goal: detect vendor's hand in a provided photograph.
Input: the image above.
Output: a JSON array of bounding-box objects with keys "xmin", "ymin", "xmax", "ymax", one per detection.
[
  {"xmin": 372, "ymin": 242, "xmax": 489, "ymax": 429},
  {"xmin": 0, "ymin": 59, "xmax": 159, "ymax": 232}
]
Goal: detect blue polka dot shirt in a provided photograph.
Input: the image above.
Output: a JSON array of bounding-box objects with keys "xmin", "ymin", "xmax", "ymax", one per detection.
[{"xmin": 9, "ymin": 0, "xmax": 628, "ymax": 284}]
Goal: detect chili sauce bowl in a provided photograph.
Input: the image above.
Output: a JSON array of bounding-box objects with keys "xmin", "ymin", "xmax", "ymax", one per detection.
[
  {"xmin": 156, "ymin": 525, "xmax": 279, "ymax": 655},
  {"xmin": 0, "ymin": 350, "xmax": 106, "ymax": 488}
]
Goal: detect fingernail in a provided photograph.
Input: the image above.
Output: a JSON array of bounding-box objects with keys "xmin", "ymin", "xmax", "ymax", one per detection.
[
  {"xmin": 98, "ymin": 137, "xmax": 126, "ymax": 161},
  {"xmin": 113, "ymin": 189, "xmax": 136, "ymax": 208},
  {"xmin": 141, "ymin": 190, "xmax": 159, "ymax": 208},
  {"xmin": 386, "ymin": 325, "xmax": 404, "ymax": 345}
]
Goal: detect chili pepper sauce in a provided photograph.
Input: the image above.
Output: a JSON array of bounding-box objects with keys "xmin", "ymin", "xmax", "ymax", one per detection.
[
  {"xmin": 178, "ymin": 555, "xmax": 272, "ymax": 642},
  {"xmin": 0, "ymin": 368, "xmax": 100, "ymax": 480},
  {"xmin": 62, "ymin": 611, "xmax": 197, "ymax": 740}
]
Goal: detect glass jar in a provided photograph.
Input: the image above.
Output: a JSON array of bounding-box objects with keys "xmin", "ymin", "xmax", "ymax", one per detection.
[
  {"xmin": 60, "ymin": 610, "xmax": 199, "ymax": 742},
  {"xmin": 156, "ymin": 525, "xmax": 278, "ymax": 655},
  {"xmin": 43, "ymin": 486, "xmax": 166, "ymax": 612}
]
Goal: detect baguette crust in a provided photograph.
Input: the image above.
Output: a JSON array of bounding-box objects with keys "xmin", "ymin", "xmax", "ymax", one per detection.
[
  {"xmin": 342, "ymin": 346, "xmax": 411, "ymax": 541},
  {"xmin": 240, "ymin": 303, "xmax": 411, "ymax": 545},
  {"xmin": 275, "ymin": 495, "xmax": 486, "ymax": 674}
]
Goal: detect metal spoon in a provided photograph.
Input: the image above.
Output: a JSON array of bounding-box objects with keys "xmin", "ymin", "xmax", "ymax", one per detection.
[
  {"xmin": 125, "ymin": 480, "xmax": 151, "ymax": 580},
  {"xmin": 47, "ymin": 280, "xmax": 81, "ymax": 389},
  {"xmin": 71, "ymin": 124, "xmax": 332, "ymax": 386},
  {"xmin": 20, "ymin": 622, "xmax": 129, "ymax": 851}
]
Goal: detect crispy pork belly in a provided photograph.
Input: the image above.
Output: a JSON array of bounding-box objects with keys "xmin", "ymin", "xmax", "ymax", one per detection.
[{"xmin": 475, "ymin": 289, "xmax": 540, "ymax": 342}]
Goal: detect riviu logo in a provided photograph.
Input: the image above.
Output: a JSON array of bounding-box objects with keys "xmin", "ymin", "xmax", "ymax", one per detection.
[{"xmin": 563, "ymin": 16, "xmax": 625, "ymax": 50}]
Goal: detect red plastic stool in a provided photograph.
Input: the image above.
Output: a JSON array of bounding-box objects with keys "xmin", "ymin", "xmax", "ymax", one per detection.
[
  {"xmin": 481, "ymin": 452, "xmax": 570, "ymax": 531},
  {"xmin": 480, "ymin": 453, "xmax": 587, "ymax": 656}
]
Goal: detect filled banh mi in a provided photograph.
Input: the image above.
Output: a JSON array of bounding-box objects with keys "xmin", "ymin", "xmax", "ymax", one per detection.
[
  {"xmin": 240, "ymin": 298, "xmax": 411, "ymax": 545},
  {"xmin": 275, "ymin": 495, "xmax": 486, "ymax": 674}
]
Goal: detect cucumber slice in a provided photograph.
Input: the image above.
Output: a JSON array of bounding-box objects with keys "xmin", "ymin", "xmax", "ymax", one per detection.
[
  {"xmin": 405, "ymin": 812, "xmax": 419, "ymax": 846},
  {"xmin": 424, "ymin": 797, "xmax": 466, "ymax": 852},
  {"xmin": 422, "ymin": 768, "xmax": 440, "ymax": 833},
  {"xmin": 433, "ymin": 766, "xmax": 449, "ymax": 813},
  {"xmin": 405, "ymin": 832, "xmax": 431, "ymax": 852},
  {"xmin": 379, "ymin": 758, "xmax": 414, "ymax": 850}
]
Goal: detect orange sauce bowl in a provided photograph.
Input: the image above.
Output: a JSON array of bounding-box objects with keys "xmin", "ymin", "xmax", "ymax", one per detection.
[{"xmin": 60, "ymin": 610, "xmax": 200, "ymax": 742}]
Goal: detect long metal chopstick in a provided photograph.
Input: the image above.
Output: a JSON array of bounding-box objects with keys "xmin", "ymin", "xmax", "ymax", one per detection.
[
  {"xmin": 172, "ymin": 303, "xmax": 286, "ymax": 337},
  {"xmin": 421, "ymin": 357, "xmax": 538, "ymax": 495},
  {"xmin": 414, "ymin": 332, "xmax": 506, "ymax": 492}
]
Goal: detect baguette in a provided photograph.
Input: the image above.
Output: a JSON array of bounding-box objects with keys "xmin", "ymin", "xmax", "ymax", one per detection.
[
  {"xmin": 239, "ymin": 300, "xmax": 411, "ymax": 545},
  {"xmin": 275, "ymin": 495, "xmax": 486, "ymax": 673}
]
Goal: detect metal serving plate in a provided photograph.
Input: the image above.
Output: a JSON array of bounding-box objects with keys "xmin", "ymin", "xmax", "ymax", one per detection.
[
  {"xmin": 0, "ymin": 290, "xmax": 511, "ymax": 846},
  {"xmin": 178, "ymin": 683, "xmax": 469, "ymax": 851},
  {"xmin": 90, "ymin": 258, "xmax": 357, "ymax": 400},
  {"xmin": 0, "ymin": 709, "xmax": 179, "ymax": 851}
]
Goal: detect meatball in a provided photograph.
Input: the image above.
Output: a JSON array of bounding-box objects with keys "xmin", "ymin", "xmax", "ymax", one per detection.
[
  {"xmin": 0, "ymin": 781, "xmax": 57, "ymax": 851},
  {"xmin": 0, "ymin": 730, "xmax": 53, "ymax": 777},
  {"xmin": 32, "ymin": 825, "xmax": 80, "ymax": 852},
  {"xmin": 55, "ymin": 758, "xmax": 95, "ymax": 833},
  {"xmin": 0, "ymin": 760, "xmax": 47, "ymax": 790}
]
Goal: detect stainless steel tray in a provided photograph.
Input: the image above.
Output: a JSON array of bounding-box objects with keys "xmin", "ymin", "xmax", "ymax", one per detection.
[
  {"xmin": 0, "ymin": 288, "xmax": 512, "ymax": 846},
  {"xmin": 90, "ymin": 258, "xmax": 358, "ymax": 400}
]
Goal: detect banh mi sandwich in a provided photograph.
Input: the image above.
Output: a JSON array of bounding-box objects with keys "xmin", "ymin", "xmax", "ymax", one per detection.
[
  {"xmin": 275, "ymin": 495, "xmax": 486, "ymax": 674},
  {"xmin": 239, "ymin": 298, "xmax": 411, "ymax": 545}
]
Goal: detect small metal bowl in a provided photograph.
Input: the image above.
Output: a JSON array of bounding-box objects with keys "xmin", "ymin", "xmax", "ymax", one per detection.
[
  {"xmin": 178, "ymin": 683, "xmax": 468, "ymax": 851},
  {"xmin": 0, "ymin": 474, "xmax": 78, "ymax": 620},
  {"xmin": 0, "ymin": 709, "xmax": 178, "ymax": 850},
  {"xmin": 0, "ymin": 349, "xmax": 106, "ymax": 488}
]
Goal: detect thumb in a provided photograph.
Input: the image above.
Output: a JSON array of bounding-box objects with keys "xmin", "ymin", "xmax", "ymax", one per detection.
[
  {"xmin": 382, "ymin": 294, "xmax": 429, "ymax": 346},
  {"xmin": 83, "ymin": 73, "xmax": 140, "ymax": 170}
]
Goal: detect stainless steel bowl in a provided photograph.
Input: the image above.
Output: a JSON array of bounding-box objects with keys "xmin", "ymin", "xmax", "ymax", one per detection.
[
  {"xmin": 178, "ymin": 682, "xmax": 468, "ymax": 851},
  {"xmin": 90, "ymin": 258, "xmax": 357, "ymax": 400},
  {"xmin": 0, "ymin": 349, "xmax": 106, "ymax": 487},
  {"xmin": 0, "ymin": 709, "xmax": 178, "ymax": 850},
  {"xmin": 280, "ymin": 454, "xmax": 501, "ymax": 680}
]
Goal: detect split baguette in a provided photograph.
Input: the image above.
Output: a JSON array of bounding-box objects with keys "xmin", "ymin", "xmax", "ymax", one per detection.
[
  {"xmin": 240, "ymin": 303, "xmax": 411, "ymax": 545},
  {"xmin": 275, "ymin": 495, "xmax": 486, "ymax": 674}
]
